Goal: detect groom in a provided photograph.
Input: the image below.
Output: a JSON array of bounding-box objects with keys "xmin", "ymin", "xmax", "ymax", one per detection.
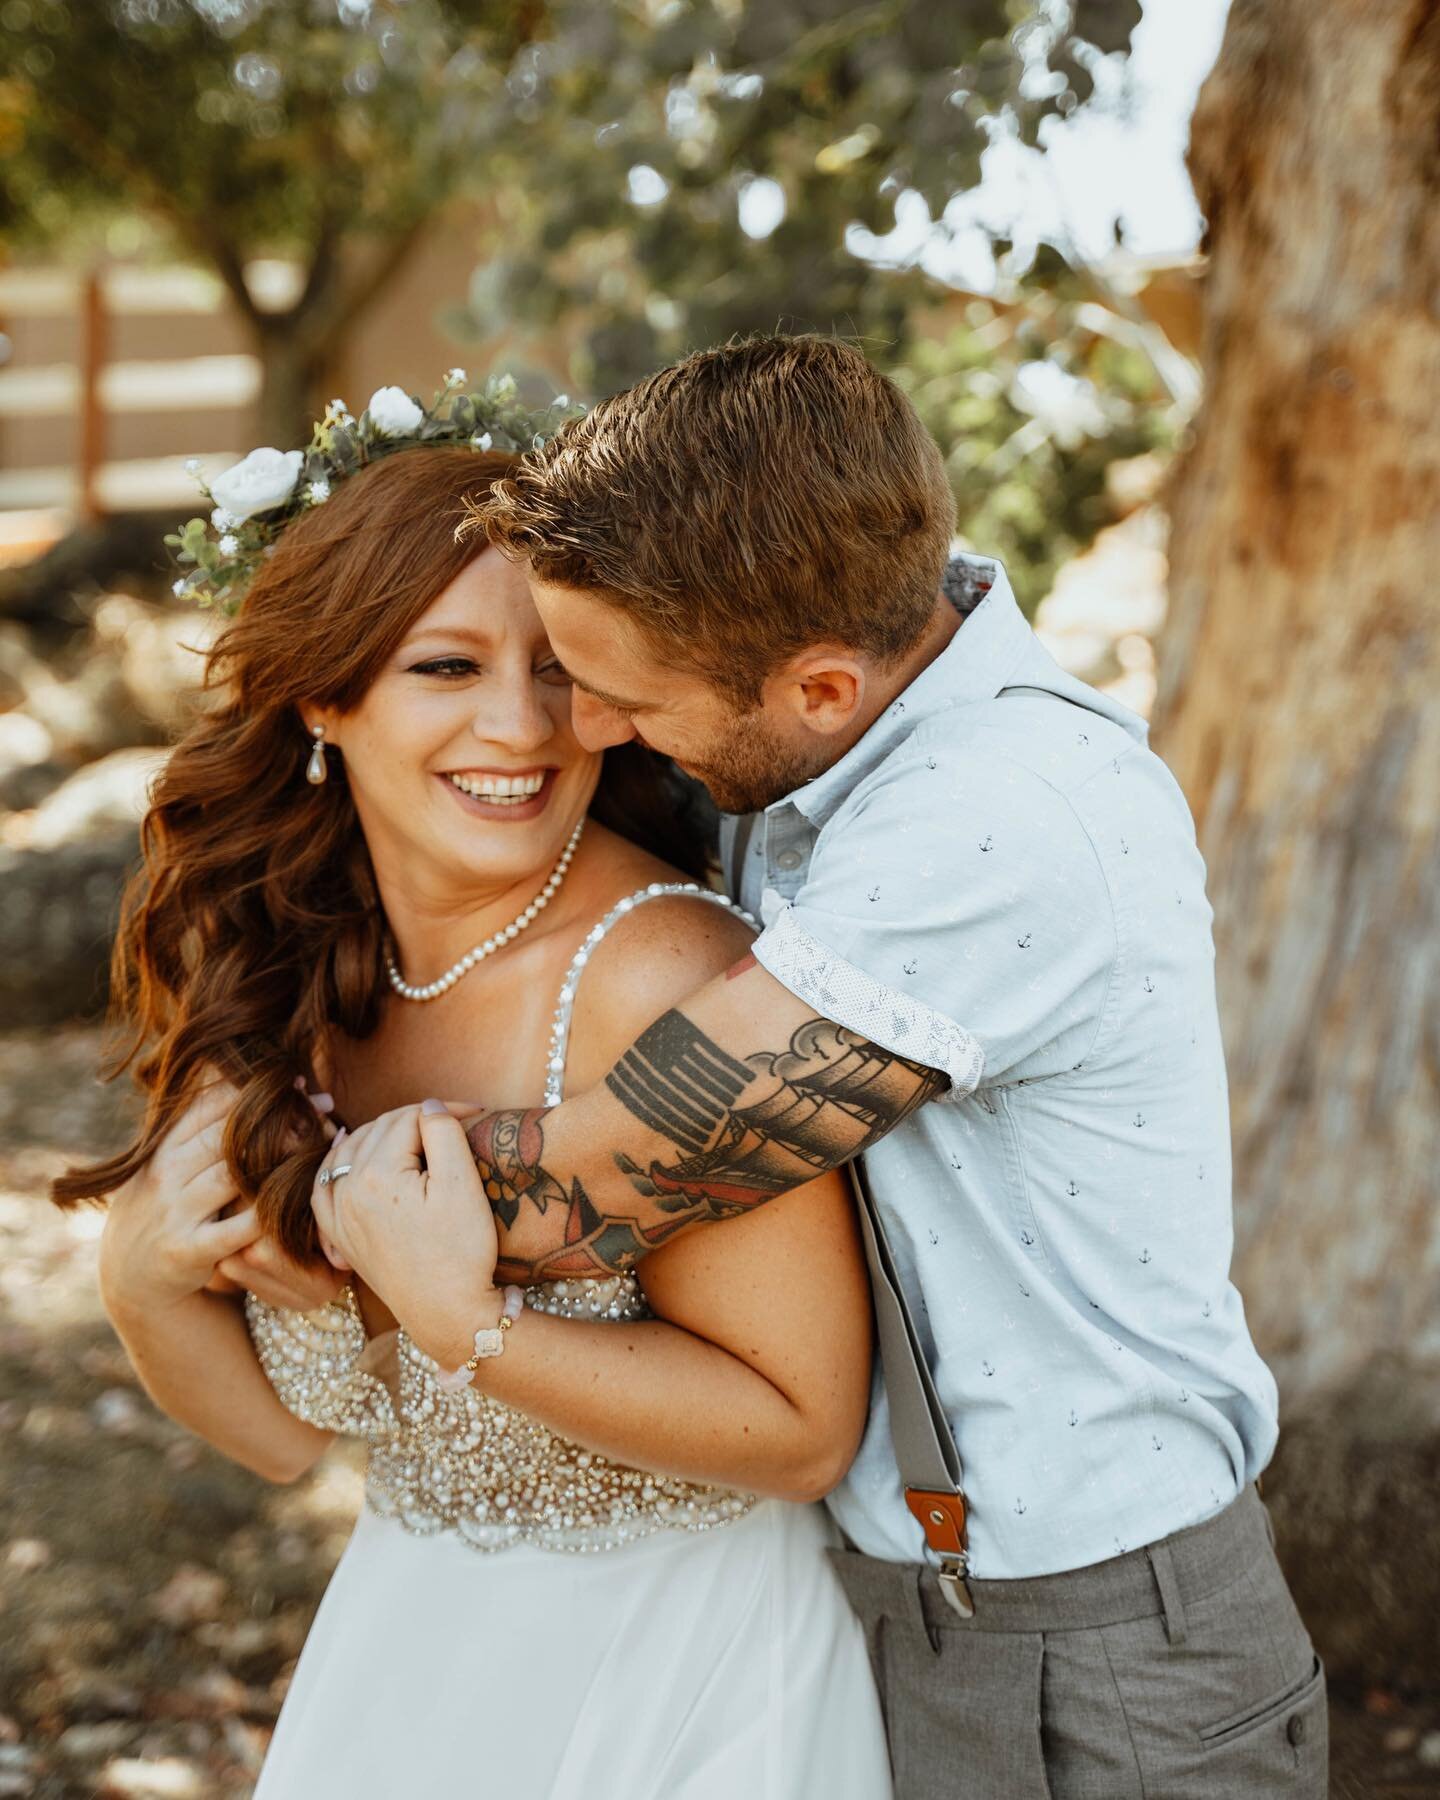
[{"xmin": 318, "ymin": 335, "xmax": 1326, "ymax": 1796}]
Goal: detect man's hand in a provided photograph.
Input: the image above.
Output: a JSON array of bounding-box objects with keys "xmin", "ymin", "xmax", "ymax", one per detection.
[
  {"xmin": 99, "ymin": 1081, "xmax": 267, "ymax": 1317},
  {"xmin": 311, "ymin": 1101, "xmax": 502, "ymax": 1367},
  {"xmin": 213, "ymin": 1229, "xmax": 349, "ymax": 1313}
]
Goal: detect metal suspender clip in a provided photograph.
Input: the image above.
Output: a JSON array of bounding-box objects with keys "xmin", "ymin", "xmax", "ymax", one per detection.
[{"xmin": 904, "ymin": 1488, "xmax": 975, "ymax": 1619}]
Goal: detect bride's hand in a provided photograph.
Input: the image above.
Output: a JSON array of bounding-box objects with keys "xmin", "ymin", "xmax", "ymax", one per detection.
[{"xmin": 311, "ymin": 1100, "xmax": 502, "ymax": 1367}]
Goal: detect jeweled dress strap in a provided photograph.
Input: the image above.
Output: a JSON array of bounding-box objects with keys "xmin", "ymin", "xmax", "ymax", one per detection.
[{"xmin": 543, "ymin": 884, "xmax": 757, "ymax": 1106}]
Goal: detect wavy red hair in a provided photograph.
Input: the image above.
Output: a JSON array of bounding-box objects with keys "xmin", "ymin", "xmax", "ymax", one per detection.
[{"xmin": 53, "ymin": 447, "xmax": 708, "ymax": 1260}]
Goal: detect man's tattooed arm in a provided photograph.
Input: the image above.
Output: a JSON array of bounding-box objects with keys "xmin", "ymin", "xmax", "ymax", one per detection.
[{"xmin": 470, "ymin": 976, "xmax": 948, "ymax": 1285}]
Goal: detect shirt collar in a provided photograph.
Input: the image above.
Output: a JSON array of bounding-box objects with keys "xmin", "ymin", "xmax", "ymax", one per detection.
[{"xmin": 770, "ymin": 555, "xmax": 1034, "ymax": 830}]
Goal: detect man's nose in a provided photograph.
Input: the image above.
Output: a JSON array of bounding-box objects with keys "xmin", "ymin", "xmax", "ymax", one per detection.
[{"xmin": 571, "ymin": 687, "xmax": 637, "ymax": 751}]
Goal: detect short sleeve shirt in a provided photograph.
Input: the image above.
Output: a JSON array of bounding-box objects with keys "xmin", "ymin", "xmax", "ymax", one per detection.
[{"xmin": 720, "ymin": 556, "xmax": 1278, "ymax": 1578}]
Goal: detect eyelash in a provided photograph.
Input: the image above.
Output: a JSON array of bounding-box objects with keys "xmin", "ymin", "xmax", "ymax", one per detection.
[{"xmin": 409, "ymin": 657, "xmax": 571, "ymax": 685}]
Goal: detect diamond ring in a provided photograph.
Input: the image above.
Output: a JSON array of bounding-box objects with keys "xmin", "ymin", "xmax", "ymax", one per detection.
[{"xmin": 317, "ymin": 1164, "xmax": 353, "ymax": 1187}]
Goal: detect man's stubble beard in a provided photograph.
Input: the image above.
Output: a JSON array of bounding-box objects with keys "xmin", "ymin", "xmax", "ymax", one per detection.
[{"xmin": 681, "ymin": 707, "xmax": 827, "ymax": 817}]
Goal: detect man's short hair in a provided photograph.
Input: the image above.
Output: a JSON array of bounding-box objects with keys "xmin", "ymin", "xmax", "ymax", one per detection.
[{"xmin": 474, "ymin": 334, "xmax": 956, "ymax": 706}]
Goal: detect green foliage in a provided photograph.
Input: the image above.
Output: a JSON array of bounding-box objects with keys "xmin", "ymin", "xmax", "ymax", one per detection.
[
  {"xmin": 0, "ymin": 0, "xmax": 1167, "ymax": 595},
  {"xmin": 456, "ymin": 0, "xmax": 1144, "ymax": 395},
  {"xmin": 888, "ymin": 293, "xmax": 1179, "ymax": 613},
  {"xmin": 0, "ymin": 0, "xmax": 525, "ymax": 254}
]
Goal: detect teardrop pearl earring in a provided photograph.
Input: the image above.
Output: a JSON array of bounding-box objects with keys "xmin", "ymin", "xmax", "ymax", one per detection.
[{"xmin": 305, "ymin": 724, "xmax": 328, "ymax": 786}]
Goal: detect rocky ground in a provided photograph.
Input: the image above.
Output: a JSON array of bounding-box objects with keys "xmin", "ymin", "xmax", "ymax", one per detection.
[
  {"xmin": 0, "ymin": 1027, "xmax": 365, "ymax": 1800},
  {"xmin": 0, "ymin": 1025, "xmax": 1435, "ymax": 1798}
]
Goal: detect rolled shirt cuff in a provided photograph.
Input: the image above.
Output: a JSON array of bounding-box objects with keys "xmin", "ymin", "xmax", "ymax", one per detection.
[{"xmin": 751, "ymin": 905, "xmax": 985, "ymax": 1100}]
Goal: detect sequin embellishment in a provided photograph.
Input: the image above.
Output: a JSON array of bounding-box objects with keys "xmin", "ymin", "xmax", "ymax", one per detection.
[{"xmin": 246, "ymin": 884, "xmax": 760, "ymax": 1554}]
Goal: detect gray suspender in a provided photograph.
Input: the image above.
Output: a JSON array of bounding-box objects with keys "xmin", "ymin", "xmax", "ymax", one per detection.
[
  {"xmin": 720, "ymin": 813, "xmax": 974, "ymax": 1615},
  {"xmin": 848, "ymin": 1160, "xmax": 975, "ymax": 1616}
]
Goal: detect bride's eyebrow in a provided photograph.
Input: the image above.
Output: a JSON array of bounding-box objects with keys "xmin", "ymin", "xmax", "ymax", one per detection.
[{"xmin": 400, "ymin": 624, "xmax": 496, "ymax": 652}]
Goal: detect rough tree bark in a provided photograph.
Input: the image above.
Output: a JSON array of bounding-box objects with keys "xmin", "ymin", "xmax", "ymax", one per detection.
[{"xmin": 1154, "ymin": 0, "xmax": 1440, "ymax": 1687}]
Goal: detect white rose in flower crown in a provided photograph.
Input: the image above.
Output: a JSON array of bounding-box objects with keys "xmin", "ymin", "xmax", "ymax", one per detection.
[
  {"xmin": 209, "ymin": 448, "xmax": 304, "ymax": 523},
  {"xmin": 366, "ymin": 386, "xmax": 425, "ymax": 435}
]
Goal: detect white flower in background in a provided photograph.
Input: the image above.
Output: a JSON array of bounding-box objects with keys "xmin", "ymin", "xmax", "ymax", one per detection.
[
  {"xmin": 329, "ymin": 398, "xmax": 347, "ymax": 413},
  {"xmin": 172, "ymin": 576, "xmax": 189, "ymax": 597},
  {"xmin": 209, "ymin": 447, "xmax": 304, "ymax": 523},
  {"xmin": 218, "ymin": 533, "xmax": 240, "ymax": 556},
  {"xmin": 367, "ymin": 386, "xmax": 424, "ymax": 434},
  {"xmin": 211, "ymin": 506, "xmax": 236, "ymax": 530},
  {"xmin": 446, "ymin": 367, "xmax": 467, "ymax": 385},
  {"xmin": 471, "ymin": 431, "xmax": 493, "ymax": 450},
  {"xmin": 554, "ymin": 393, "xmax": 569, "ymax": 408},
  {"xmin": 307, "ymin": 478, "xmax": 331, "ymax": 504},
  {"xmin": 184, "ymin": 456, "xmax": 202, "ymax": 477}
]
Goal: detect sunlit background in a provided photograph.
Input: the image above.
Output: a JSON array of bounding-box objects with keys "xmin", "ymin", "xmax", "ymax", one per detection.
[{"xmin": 1, "ymin": 2, "xmax": 1436, "ymax": 1794}]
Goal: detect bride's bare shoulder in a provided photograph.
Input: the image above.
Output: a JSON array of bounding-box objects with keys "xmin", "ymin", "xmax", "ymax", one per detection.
[{"xmin": 561, "ymin": 836, "xmax": 757, "ymax": 1090}]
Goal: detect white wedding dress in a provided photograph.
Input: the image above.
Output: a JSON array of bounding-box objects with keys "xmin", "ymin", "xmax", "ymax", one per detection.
[{"xmin": 248, "ymin": 884, "xmax": 892, "ymax": 1799}]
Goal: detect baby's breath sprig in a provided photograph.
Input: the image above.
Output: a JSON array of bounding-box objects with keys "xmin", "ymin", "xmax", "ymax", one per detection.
[{"xmin": 167, "ymin": 371, "xmax": 580, "ymax": 614}]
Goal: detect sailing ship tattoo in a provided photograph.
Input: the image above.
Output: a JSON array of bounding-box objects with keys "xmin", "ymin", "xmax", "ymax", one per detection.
[{"xmin": 470, "ymin": 1011, "xmax": 948, "ymax": 1283}]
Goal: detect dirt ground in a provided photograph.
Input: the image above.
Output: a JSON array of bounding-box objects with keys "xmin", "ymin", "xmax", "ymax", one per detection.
[{"xmin": 0, "ymin": 1025, "xmax": 1436, "ymax": 1799}]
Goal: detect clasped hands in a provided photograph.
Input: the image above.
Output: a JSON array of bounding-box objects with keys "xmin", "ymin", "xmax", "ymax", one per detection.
[
  {"xmin": 100, "ymin": 1081, "xmax": 500, "ymax": 1370},
  {"xmin": 310, "ymin": 1099, "xmax": 504, "ymax": 1367}
]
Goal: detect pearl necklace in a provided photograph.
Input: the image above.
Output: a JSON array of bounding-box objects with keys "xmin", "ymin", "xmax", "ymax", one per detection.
[{"xmin": 384, "ymin": 818, "xmax": 586, "ymax": 1002}]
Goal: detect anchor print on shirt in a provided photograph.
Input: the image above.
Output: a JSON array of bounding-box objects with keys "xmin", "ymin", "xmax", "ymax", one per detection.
[
  {"xmin": 1017, "ymin": 932, "xmax": 1033, "ymax": 950},
  {"xmin": 979, "ymin": 835, "xmax": 994, "ymax": 853},
  {"xmin": 1014, "ymin": 1498, "xmax": 1028, "ymax": 1517},
  {"xmin": 1068, "ymin": 1409, "xmax": 1079, "ymax": 1428},
  {"xmin": 1139, "ymin": 1248, "xmax": 1152, "ymax": 1266}
]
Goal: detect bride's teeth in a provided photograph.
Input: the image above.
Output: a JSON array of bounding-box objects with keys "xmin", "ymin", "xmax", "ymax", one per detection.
[{"xmin": 446, "ymin": 772, "xmax": 546, "ymax": 802}]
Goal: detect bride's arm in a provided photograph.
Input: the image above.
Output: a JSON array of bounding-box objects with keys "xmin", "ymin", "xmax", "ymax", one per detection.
[
  {"xmin": 457, "ymin": 1168, "xmax": 871, "ymax": 1502},
  {"xmin": 345, "ymin": 899, "xmax": 873, "ymax": 1501},
  {"xmin": 98, "ymin": 1085, "xmax": 335, "ymax": 1484}
]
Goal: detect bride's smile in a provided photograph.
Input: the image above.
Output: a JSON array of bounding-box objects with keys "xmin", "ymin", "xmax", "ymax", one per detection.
[{"xmin": 304, "ymin": 543, "xmax": 602, "ymax": 979}]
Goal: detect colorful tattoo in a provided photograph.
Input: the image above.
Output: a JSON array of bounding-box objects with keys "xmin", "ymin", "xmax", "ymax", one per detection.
[{"xmin": 474, "ymin": 1012, "xmax": 948, "ymax": 1281}]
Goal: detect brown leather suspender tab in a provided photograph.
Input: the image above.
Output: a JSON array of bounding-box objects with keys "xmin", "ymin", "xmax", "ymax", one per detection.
[
  {"xmin": 904, "ymin": 1488, "xmax": 968, "ymax": 1555},
  {"xmin": 904, "ymin": 1490, "xmax": 974, "ymax": 1619}
]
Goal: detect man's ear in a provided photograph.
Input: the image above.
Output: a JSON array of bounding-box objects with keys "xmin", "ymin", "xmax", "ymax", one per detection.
[{"xmin": 772, "ymin": 648, "xmax": 868, "ymax": 738}]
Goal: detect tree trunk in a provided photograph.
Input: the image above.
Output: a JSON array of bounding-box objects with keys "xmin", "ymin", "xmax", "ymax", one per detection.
[
  {"xmin": 1154, "ymin": 0, "xmax": 1440, "ymax": 1688},
  {"xmin": 252, "ymin": 318, "xmax": 334, "ymax": 451}
]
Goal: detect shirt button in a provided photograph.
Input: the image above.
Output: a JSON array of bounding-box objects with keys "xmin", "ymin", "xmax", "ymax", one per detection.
[
  {"xmin": 776, "ymin": 849, "xmax": 803, "ymax": 871},
  {"xmin": 1286, "ymin": 1714, "xmax": 1306, "ymax": 1747}
]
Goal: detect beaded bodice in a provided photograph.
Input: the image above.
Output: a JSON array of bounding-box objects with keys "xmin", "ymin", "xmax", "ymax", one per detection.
[{"xmin": 247, "ymin": 883, "xmax": 759, "ymax": 1554}]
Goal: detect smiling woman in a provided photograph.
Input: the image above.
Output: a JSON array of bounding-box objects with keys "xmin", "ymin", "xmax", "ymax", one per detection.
[
  {"xmin": 46, "ymin": 427, "xmax": 889, "ymax": 1800},
  {"xmin": 51, "ymin": 447, "xmax": 709, "ymax": 1256}
]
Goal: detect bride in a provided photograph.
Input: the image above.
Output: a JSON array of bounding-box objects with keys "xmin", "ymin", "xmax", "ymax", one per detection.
[{"xmin": 54, "ymin": 389, "xmax": 892, "ymax": 1798}]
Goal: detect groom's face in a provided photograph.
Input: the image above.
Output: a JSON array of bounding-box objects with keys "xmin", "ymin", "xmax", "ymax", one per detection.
[{"xmin": 530, "ymin": 578, "xmax": 825, "ymax": 815}]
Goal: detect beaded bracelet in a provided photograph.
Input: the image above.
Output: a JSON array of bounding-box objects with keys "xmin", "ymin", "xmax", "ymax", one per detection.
[{"xmin": 434, "ymin": 1286, "xmax": 526, "ymax": 1390}]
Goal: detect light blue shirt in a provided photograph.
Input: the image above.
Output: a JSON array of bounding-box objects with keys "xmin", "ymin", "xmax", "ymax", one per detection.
[{"xmin": 720, "ymin": 556, "xmax": 1278, "ymax": 1579}]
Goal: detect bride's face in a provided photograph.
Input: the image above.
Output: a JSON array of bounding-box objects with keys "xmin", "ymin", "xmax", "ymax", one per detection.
[{"xmin": 319, "ymin": 547, "xmax": 601, "ymax": 900}]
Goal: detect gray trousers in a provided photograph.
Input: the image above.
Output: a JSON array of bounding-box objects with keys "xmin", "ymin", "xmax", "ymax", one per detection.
[{"xmin": 827, "ymin": 1487, "xmax": 1327, "ymax": 1799}]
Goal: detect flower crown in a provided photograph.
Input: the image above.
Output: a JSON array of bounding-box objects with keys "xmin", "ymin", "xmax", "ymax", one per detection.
[{"xmin": 168, "ymin": 370, "xmax": 579, "ymax": 613}]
